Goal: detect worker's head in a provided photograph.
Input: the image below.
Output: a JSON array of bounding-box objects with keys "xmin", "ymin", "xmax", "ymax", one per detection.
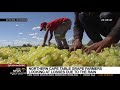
[{"xmin": 40, "ymin": 22, "xmax": 47, "ymax": 31}]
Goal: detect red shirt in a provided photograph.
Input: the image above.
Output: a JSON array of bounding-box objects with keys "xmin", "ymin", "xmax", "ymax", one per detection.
[{"xmin": 46, "ymin": 18, "xmax": 70, "ymax": 32}]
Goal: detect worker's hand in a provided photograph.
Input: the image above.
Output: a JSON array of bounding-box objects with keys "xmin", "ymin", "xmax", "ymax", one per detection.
[
  {"xmin": 69, "ymin": 38, "xmax": 84, "ymax": 51},
  {"xmin": 58, "ymin": 46, "xmax": 64, "ymax": 50},
  {"xmin": 64, "ymin": 46, "xmax": 69, "ymax": 49},
  {"xmin": 42, "ymin": 43, "xmax": 46, "ymax": 47},
  {"xmin": 48, "ymin": 41, "xmax": 51, "ymax": 46},
  {"xmin": 84, "ymin": 37, "xmax": 112, "ymax": 54}
]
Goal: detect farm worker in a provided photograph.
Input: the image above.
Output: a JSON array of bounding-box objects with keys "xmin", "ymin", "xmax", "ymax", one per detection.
[
  {"xmin": 70, "ymin": 12, "xmax": 120, "ymax": 53},
  {"xmin": 40, "ymin": 17, "xmax": 72, "ymax": 49}
]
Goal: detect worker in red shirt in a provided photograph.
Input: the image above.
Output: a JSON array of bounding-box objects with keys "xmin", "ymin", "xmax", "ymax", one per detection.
[{"xmin": 40, "ymin": 17, "xmax": 72, "ymax": 49}]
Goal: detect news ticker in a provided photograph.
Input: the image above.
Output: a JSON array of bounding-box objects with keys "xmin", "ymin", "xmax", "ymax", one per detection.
[
  {"xmin": 0, "ymin": 18, "xmax": 27, "ymax": 22},
  {"xmin": 0, "ymin": 64, "xmax": 120, "ymax": 77},
  {"xmin": 27, "ymin": 67, "xmax": 120, "ymax": 74}
]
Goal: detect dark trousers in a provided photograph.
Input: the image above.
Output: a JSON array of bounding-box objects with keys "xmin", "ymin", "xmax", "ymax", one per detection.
[{"xmin": 79, "ymin": 12, "xmax": 118, "ymax": 43}]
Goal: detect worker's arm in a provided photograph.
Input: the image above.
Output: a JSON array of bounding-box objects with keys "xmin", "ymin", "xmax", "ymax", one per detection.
[
  {"xmin": 84, "ymin": 17, "xmax": 120, "ymax": 53},
  {"xmin": 48, "ymin": 31, "xmax": 53, "ymax": 46},
  {"xmin": 74, "ymin": 12, "xmax": 84, "ymax": 41},
  {"xmin": 74, "ymin": 12, "xmax": 101, "ymax": 41},
  {"xmin": 69, "ymin": 12, "xmax": 85, "ymax": 51},
  {"xmin": 42, "ymin": 29, "xmax": 49, "ymax": 46},
  {"xmin": 107, "ymin": 17, "xmax": 120, "ymax": 43}
]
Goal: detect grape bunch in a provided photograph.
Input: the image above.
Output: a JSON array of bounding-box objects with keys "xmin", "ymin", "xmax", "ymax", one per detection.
[
  {"xmin": 0, "ymin": 46, "xmax": 65, "ymax": 66},
  {"xmin": 0, "ymin": 45, "xmax": 120, "ymax": 66},
  {"xmin": 63, "ymin": 46, "xmax": 120, "ymax": 66}
]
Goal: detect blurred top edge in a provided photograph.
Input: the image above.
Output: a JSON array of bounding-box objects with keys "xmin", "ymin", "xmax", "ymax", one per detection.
[{"xmin": 0, "ymin": 0, "xmax": 120, "ymax": 12}]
